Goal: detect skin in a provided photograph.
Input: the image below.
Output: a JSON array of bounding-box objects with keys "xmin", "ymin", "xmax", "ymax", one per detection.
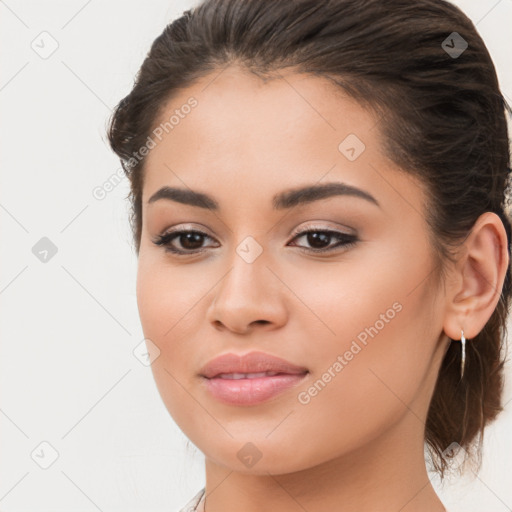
[{"xmin": 136, "ymin": 64, "xmax": 508, "ymax": 512}]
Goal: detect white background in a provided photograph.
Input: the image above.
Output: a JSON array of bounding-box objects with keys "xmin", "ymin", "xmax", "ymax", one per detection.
[{"xmin": 1, "ymin": 1, "xmax": 511, "ymax": 511}]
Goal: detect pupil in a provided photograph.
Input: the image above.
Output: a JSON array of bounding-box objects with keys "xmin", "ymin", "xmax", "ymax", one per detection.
[
  {"xmin": 308, "ymin": 232, "xmax": 330, "ymax": 248},
  {"xmin": 181, "ymin": 232, "xmax": 203, "ymax": 249},
  {"xmin": 177, "ymin": 232, "xmax": 333, "ymax": 250}
]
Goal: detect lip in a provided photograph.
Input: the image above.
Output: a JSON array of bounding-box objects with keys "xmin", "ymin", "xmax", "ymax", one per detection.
[
  {"xmin": 199, "ymin": 351, "xmax": 309, "ymax": 406},
  {"xmin": 199, "ymin": 351, "xmax": 309, "ymax": 379}
]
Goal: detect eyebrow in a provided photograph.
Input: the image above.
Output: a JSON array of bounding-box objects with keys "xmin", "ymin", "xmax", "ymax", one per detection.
[{"xmin": 147, "ymin": 182, "xmax": 380, "ymax": 210}]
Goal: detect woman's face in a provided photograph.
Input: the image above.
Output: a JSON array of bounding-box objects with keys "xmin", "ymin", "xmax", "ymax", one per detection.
[{"xmin": 136, "ymin": 65, "xmax": 450, "ymax": 474}]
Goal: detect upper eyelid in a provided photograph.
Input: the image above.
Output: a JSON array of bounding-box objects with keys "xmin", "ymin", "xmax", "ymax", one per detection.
[
  {"xmin": 159, "ymin": 225, "xmax": 356, "ymax": 246},
  {"xmin": 290, "ymin": 224, "xmax": 355, "ymax": 237},
  {"xmin": 162, "ymin": 221, "xmax": 355, "ymax": 236},
  {"xmin": 160, "ymin": 226, "xmax": 354, "ymax": 244}
]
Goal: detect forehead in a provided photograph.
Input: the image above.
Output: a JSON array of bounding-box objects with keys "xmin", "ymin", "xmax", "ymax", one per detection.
[
  {"xmin": 150, "ymin": 66, "xmax": 379, "ymax": 153},
  {"xmin": 140, "ymin": 65, "xmax": 425, "ymax": 220},
  {"xmin": 144, "ymin": 67, "xmax": 381, "ymax": 186}
]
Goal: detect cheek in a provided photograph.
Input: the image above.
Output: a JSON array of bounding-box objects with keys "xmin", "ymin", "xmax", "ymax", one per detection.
[
  {"xmin": 274, "ymin": 242, "xmax": 436, "ymax": 442},
  {"xmin": 280, "ymin": 235, "xmax": 431, "ymax": 360},
  {"xmin": 135, "ymin": 259, "xmax": 204, "ymax": 426},
  {"xmin": 136, "ymin": 253, "xmax": 204, "ymax": 339},
  {"xmin": 135, "ymin": 256, "xmax": 199, "ymax": 384}
]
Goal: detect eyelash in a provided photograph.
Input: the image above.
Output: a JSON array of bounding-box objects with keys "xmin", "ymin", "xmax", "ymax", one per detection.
[{"xmin": 151, "ymin": 227, "xmax": 358, "ymax": 256}]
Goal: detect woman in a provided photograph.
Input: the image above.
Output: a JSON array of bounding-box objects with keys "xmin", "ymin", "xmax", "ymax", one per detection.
[{"xmin": 107, "ymin": 0, "xmax": 511, "ymax": 510}]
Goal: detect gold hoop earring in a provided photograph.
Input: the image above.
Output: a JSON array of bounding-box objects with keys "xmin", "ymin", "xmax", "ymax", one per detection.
[{"xmin": 460, "ymin": 329, "xmax": 466, "ymax": 380}]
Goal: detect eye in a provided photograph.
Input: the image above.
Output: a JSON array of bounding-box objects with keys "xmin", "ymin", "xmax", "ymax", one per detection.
[
  {"xmin": 152, "ymin": 227, "xmax": 358, "ymax": 255},
  {"xmin": 152, "ymin": 229, "xmax": 218, "ymax": 255},
  {"xmin": 288, "ymin": 228, "xmax": 358, "ymax": 253}
]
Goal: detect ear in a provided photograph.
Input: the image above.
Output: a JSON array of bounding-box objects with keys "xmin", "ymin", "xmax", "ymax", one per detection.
[{"xmin": 443, "ymin": 211, "xmax": 509, "ymax": 341}]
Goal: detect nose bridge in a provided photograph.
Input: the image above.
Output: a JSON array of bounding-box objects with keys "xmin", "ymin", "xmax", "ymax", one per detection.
[
  {"xmin": 218, "ymin": 236, "xmax": 271, "ymax": 304},
  {"xmin": 207, "ymin": 234, "xmax": 287, "ymax": 331}
]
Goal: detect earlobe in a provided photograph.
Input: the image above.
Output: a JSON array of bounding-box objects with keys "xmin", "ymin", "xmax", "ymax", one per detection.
[{"xmin": 443, "ymin": 211, "xmax": 509, "ymax": 341}]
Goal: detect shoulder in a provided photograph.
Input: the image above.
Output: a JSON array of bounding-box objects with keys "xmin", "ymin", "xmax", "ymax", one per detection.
[{"xmin": 176, "ymin": 488, "xmax": 205, "ymax": 512}]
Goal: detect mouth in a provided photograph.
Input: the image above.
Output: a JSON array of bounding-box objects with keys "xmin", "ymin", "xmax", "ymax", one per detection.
[
  {"xmin": 199, "ymin": 350, "xmax": 309, "ymax": 379},
  {"xmin": 201, "ymin": 370, "xmax": 309, "ymax": 406},
  {"xmin": 212, "ymin": 371, "xmax": 293, "ymax": 379},
  {"xmin": 199, "ymin": 350, "xmax": 309, "ymax": 405}
]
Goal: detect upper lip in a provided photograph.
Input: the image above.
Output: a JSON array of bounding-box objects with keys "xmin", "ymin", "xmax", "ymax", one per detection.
[{"xmin": 200, "ymin": 351, "xmax": 309, "ymax": 379}]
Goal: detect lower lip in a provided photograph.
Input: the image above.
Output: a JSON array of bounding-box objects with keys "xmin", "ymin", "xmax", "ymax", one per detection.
[{"xmin": 202, "ymin": 373, "xmax": 308, "ymax": 406}]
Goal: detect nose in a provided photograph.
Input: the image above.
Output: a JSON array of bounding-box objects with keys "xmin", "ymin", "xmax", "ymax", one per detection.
[{"xmin": 206, "ymin": 251, "xmax": 288, "ymax": 334}]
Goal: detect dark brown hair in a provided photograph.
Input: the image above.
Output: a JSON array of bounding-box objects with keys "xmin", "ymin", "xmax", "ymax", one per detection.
[{"xmin": 107, "ymin": 0, "xmax": 512, "ymax": 478}]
